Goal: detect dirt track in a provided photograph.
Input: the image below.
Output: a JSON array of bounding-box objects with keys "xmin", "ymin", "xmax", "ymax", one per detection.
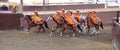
[{"xmin": 0, "ymin": 25, "xmax": 114, "ymax": 50}]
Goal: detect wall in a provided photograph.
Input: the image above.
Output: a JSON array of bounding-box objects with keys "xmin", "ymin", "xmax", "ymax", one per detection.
[{"xmin": 0, "ymin": 13, "xmax": 24, "ymax": 30}]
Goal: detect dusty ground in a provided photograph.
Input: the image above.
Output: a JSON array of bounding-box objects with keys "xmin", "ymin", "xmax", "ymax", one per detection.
[{"xmin": 0, "ymin": 25, "xmax": 114, "ymax": 50}]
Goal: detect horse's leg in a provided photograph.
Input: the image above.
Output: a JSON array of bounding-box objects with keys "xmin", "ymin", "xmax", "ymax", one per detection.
[
  {"xmin": 90, "ymin": 27, "xmax": 96, "ymax": 35},
  {"xmin": 64, "ymin": 28, "xmax": 69, "ymax": 37},
  {"xmin": 37, "ymin": 25, "xmax": 42, "ymax": 33},
  {"xmin": 87, "ymin": 25, "xmax": 90, "ymax": 34},
  {"xmin": 56, "ymin": 25, "xmax": 59, "ymax": 33},
  {"xmin": 41, "ymin": 25, "xmax": 45, "ymax": 32},
  {"xmin": 91, "ymin": 24, "xmax": 99, "ymax": 35},
  {"xmin": 27, "ymin": 21, "xmax": 36, "ymax": 32},
  {"xmin": 77, "ymin": 24, "xmax": 83, "ymax": 33},
  {"xmin": 72, "ymin": 28, "xmax": 76, "ymax": 37},
  {"xmin": 96, "ymin": 25, "xmax": 100, "ymax": 34},
  {"xmin": 50, "ymin": 26, "xmax": 54, "ymax": 37},
  {"xmin": 60, "ymin": 28, "xmax": 66, "ymax": 37},
  {"xmin": 50, "ymin": 25, "xmax": 57, "ymax": 37}
]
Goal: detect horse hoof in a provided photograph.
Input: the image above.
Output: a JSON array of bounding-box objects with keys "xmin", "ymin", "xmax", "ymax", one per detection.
[
  {"xmin": 25, "ymin": 29, "xmax": 29, "ymax": 32},
  {"xmin": 79, "ymin": 30, "xmax": 81, "ymax": 33},
  {"xmin": 66, "ymin": 35, "xmax": 69, "ymax": 38},
  {"xmin": 97, "ymin": 31, "xmax": 100, "ymax": 34}
]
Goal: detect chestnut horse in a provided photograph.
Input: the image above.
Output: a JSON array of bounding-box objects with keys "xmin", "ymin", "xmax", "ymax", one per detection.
[{"xmin": 24, "ymin": 15, "xmax": 49, "ymax": 33}]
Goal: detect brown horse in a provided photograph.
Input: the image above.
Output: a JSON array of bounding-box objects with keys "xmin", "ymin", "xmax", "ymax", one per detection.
[
  {"xmin": 24, "ymin": 15, "xmax": 49, "ymax": 33},
  {"xmin": 46, "ymin": 15, "xmax": 78, "ymax": 37},
  {"xmin": 46, "ymin": 16, "xmax": 64, "ymax": 36},
  {"xmin": 86, "ymin": 12, "xmax": 104, "ymax": 35},
  {"xmin": 61, "ymin": 16, "xmax": 77, "ymax": 37}
]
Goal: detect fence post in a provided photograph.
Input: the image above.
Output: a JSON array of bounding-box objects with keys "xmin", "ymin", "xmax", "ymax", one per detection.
[{"xmin": 116, "ymin": 11, "xmax": 120, "ymax": 22}]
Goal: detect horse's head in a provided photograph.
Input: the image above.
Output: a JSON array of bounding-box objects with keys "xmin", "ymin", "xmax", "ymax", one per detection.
[
  {"xmin": 46, "ymin": 16, "xmax": 54, "ymax": 22},
  {"xmin": 24, "ymin": 15, "xmax": 32, "ymax": 21}
]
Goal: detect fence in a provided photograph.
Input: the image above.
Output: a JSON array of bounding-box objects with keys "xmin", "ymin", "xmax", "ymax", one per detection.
[{"xmin": 112, "ymin": 21, "xmax": 120, "ymax": 50}]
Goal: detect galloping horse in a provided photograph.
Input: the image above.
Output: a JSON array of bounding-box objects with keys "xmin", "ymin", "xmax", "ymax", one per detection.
[
  {"xmin": 60, "ymin": 11, "xmax": 80, "ymax": 37},
  {"xmin": 46, "ymin": 12, "xmax": 65, "ymax": 36},
  {"xmin": 86, "ymin": 11, "xmax": 103, "ymax": 35},
  {"xmin": 74, "ymin": 10, "xmax": 87, "ymax": 33},
  {"xmin": 46, "ymin": 11, "xmax": 79, "ymax": 37},
  {"xmin": 24, "ymin": 15, "xmax": 49, "ymax": 33}
]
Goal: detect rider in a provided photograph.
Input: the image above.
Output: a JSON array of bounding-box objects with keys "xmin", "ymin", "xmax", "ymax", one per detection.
[
  {"xmin": 90, "ymin": 11, "xmax": 102, "ymax": 25},
  {"xmin": 52, "ymin": 12, "xmax": 62, "ymax": 25},
  {"xmin": 87, "ymin": 11, "xmax": 92, "ymax": 28},
  {"xmin": 64, "ymin": 11, "xmax": 78, "ymax": 27},
  {"xmin": 32, "ymin": 11, "xmax": 44, "ymax": 24},
  {"xmin": 74, "ymin": 10, "xmax": 83, "ymax": 32},
  {"xmin": 90, "ymin": 11, "xmax": 103, "ymax": 29},
  {"xmin": 74, "ymin": 10, "xmax": 84, "ymax": 22},
  {"xmin": 54, "ymin": 12, "xmax": 61, "ymax": 21}
]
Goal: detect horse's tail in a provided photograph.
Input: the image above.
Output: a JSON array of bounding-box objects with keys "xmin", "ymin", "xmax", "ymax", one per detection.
[{"xmin": 44, "ymin": 21, "xmax": 49, "ymax": 29}]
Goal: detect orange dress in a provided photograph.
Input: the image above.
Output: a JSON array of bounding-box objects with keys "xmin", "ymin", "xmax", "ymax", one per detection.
[
  {"xmin": 54, "ymin": 15, "xmax": 61, "ymax": 21},
  {"xmin": 90, "ymin": 15, "xmax": 101, "ymax": 24},
  {"xmin": 32, "ymin": 15, "xmax": 44, "ymax": 24},
  {"xmin": 74, "ymin": 15, "xmax": 80, "ymax": 22}
]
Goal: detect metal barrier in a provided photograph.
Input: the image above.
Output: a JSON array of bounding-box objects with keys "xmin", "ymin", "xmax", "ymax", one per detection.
[{"xmin": 112, "ymin": 21, "xmax": 120, "ymax": 50}]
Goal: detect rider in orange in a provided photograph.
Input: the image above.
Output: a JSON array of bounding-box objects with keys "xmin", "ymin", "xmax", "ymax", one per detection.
[
  {"xmin": 90, "ymin": 11, "xmax": 103, "ymax": 29},
  {"xmin": 74, "ymin": 10, "xmax": 83, "ymax": 32},
  {"xmin": 54, "ymin": 12, "xmax": 61, "ymax": 21},
  {"xmin": 52, "ymin": 12, "xmax": 63, "ymax": 25},
  {"xmin": 90, "ymin": 11, "xmax": 102, "ymax": 25},
  {"xmin": 32, "ymin": 11, "xmax": 44, "ymax": 24},
  {"xmin": 74, "ymin": 10, "xmax": 81, "ymax": 22},
  {"xmin": 64, "ymin": 11, "xmax": 78, "ymax": 27}
]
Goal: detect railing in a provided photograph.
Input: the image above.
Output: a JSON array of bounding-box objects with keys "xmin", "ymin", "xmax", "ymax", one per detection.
[{"xmin": 112, "ymin": 21, "xmax": 120, "ymax": 50}]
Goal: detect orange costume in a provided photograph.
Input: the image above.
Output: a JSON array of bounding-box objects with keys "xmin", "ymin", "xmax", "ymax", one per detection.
[
  {"xmin": 90, "ymin": 11, "xmax": 102, "ymax": 24},
  {"xmin": 54, "ymin": 12, "xmax": 61, "ymax": 21},
  {"xmin": 32, "ymin": 12, "xmax": 44, "ymax": 24},
  {"xmin": 65, "ymin": 12, "xmax": 74, "ymax": 25},
  {"xmin": 64, "ymin": 11, "xmax": 78, "ymax": 27}
]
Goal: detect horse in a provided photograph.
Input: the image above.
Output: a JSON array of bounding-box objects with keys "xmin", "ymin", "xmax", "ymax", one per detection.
[
  {"xmin": 60, "ymin": 16, "xmax": 79, "ymax": 37},
  {"xmin": 46, "ymin": 16, "xmax": 64, "ymax": 36},
  {"xmin": 24, "ymin": 15, "xmax": 49, "ymax": 33},
  {"xmin": 46, "ymin": 15, "xmax": 79, "ymax": 37},
  {"xmin": 75, "ymin": 15, "xmax": 88, "ymax": 34},
  {"xmin": 86, "ymin": 14, "xmax": 104, "ymax": 35}
]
